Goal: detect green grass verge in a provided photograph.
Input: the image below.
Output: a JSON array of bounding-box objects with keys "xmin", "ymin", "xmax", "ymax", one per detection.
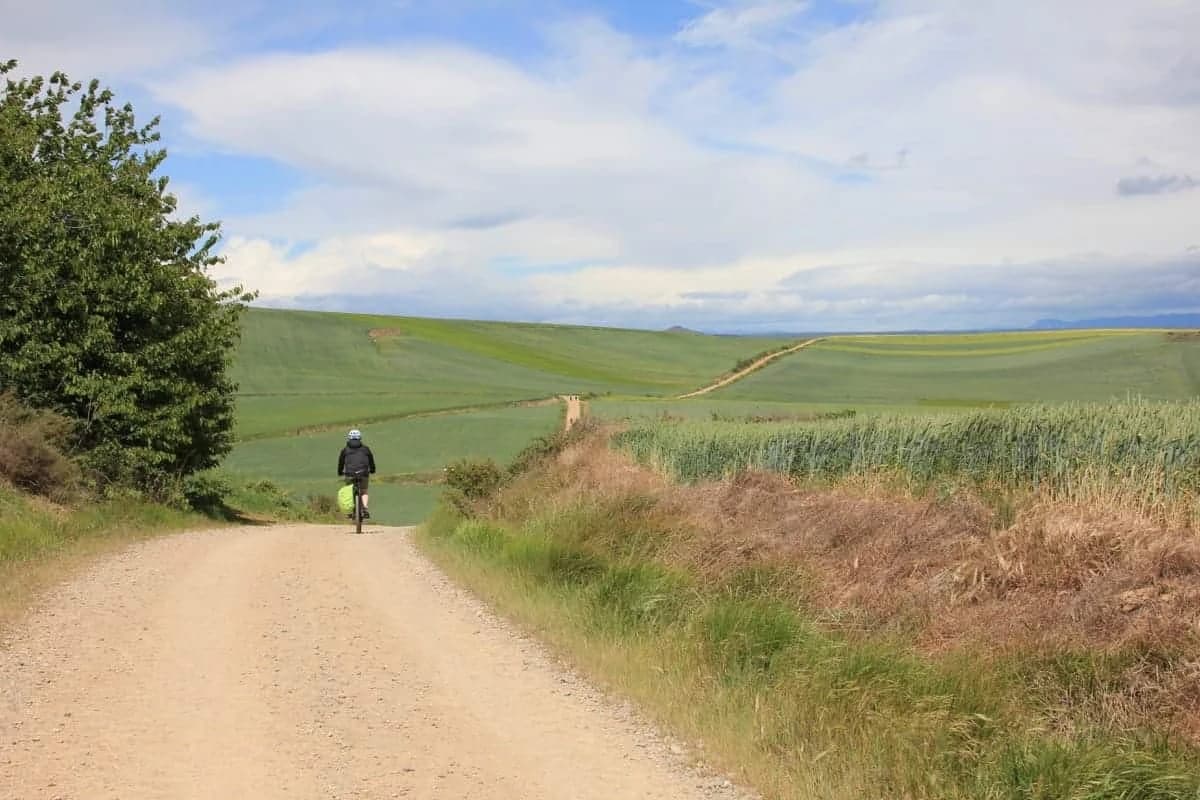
[
  {"xmin": 0, "ymin": 484, "xmax": 203, "ymax": 564},
  {"xmin": 416, "ymin": 497, "xmax": 1200, "ymax": 800}
]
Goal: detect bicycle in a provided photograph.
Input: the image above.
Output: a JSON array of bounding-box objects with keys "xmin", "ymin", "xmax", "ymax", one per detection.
[{"xmin": 345, "ymin": 469, "xmax": 369, "ymax": 534}]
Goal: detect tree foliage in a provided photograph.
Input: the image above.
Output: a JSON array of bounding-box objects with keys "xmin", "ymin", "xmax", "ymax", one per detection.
[{"xmin": 0, "ymin": 60, "xmax": 255, "ymax": 492}]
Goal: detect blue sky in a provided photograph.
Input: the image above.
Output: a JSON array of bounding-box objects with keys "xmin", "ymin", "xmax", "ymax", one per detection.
[{"xmin": 3, "ymin": 0, "xmax": 1199, "ymax": 331}]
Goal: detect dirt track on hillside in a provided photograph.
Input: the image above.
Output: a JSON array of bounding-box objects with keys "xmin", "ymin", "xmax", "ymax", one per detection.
[
  {"xmin": 677, "ymin": 338, "xmax": 822, "ymax": 399},
  {"xmin": 562, "ymin": 394, "xmax": 582, "ymax": 431},
  {"xmin": 1, "ymin": 525, "xmax": 749, "ymax": 799}
]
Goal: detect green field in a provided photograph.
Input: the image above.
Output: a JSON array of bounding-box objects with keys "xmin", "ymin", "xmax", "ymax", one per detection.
[
  {"xmin": 616, "ymin": 400, "xmax": 1200, "ymax": 514},
  {"xmin": 232, "ymin": 308, "xmax": 787, "ymax": 438},
  {"xmin": 221, "ymin": 310, "xmax": 1200, "ymax": 799},
  {"xmin": 590, "ymin": 397, "xmax": 895, "ymax": 422},
  {"xmin": 710, "ymin": 331, "xmax": 1199, "ymax": 407},
  {"xmin": 228, "ymin": 308, "xmax": 791, "ymax": 523},
  {"xmin": 585, "ymin": 331, "xmax": 1199, "ymax": 423},
  {"xmin": 225, "ymin": 403, "xmax": 564, "ymax": 524},
  {"xmin": 227, "ymin": 311, "xmax": 1199, "ymax": 525}
]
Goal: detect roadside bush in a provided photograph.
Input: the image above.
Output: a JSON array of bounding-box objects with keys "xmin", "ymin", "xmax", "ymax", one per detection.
[
  {"xmin": 507, "ymin": 418, "xmax": 599, "ymax": 478},
  {"xmin": 426, "ymin": 494, "xmax": 469, "ymax": 538},
  {"xmin": 218, "ymin": 477, "xmax": 338, "ymax": 522},
  {"xmin": 181, "ymin": 472, "xmax": 232, "ymax": 515},
  {"xmin": 444, "ymin": 458, "xmax": 502, "ymax": 499},
  {"xmin": 0, "ymin": 392, "xmax": 78, "ymax": 498},
  {"xmin": 438, "ymin": 487, "xmax": 475, "ymax": 518},
  {"xmin": 307, "ymin": 493, "xmax": 338, "ymax": 516},
  {"xmin": 507, "ymin": 430, "xmax": 569, "ymax": 476}
]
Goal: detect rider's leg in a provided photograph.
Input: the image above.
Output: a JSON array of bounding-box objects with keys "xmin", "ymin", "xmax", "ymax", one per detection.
[{"xmin": 362, "ymin": 493, "xmax": 369, "ymax": 509}]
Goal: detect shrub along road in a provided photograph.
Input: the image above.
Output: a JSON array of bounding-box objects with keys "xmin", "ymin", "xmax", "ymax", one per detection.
[{"xmin": 0, "ymin": 525, "xmax": 750, "ymax": 800}]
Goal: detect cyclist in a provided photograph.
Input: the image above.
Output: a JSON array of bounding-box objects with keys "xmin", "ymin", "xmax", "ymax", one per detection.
[{"xmin": 337, "ymin": 428, "xmax": 377, "ymax": 518}]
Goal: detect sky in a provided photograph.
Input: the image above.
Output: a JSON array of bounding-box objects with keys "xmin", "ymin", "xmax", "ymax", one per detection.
[{"xmin": 3, "ymin": 0, "xmax": 1199, "ymax": 332}]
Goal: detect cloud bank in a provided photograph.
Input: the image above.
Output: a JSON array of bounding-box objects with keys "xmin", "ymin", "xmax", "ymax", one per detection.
[{"xmin": 5, "ymin": 0, "xmax": 1199, "ymax": 330}]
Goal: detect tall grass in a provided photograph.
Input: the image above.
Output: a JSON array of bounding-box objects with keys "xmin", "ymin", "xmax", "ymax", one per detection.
[
  {"xmin": 0, "ymin": 485, "xmax": 199, "ymax": 564},
  {"xmin": 615, "ymin": 400, "xmax": 1200, "ymax": 515},
  {"xmin": 419, "ymin": 496, "xmax": 1200, "ymax": 800}
]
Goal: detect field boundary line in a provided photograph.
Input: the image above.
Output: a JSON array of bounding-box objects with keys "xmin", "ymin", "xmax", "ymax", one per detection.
[
  {"xmin": 238, "ymin": 396, "xmax": 561, "ymax": 442},
  {"xmin": 375, "ymin": 471, "xmax": 447, "ymax": 486},
  {"xmin": 675, "ymin": 338, "xmax": 824, "ymax": 399}
]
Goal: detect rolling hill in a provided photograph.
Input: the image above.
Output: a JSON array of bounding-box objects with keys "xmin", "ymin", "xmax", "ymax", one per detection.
[
  {"xmin": 226, "ymin": 308, "xmax": 790, "ymax": 522},
  {"xmin": 226, "ymin": 313, "xmax": 1200, "ymax": 523},
  {"xmin": 231, "ymin": 308, "xmax": 788, "ymax": 439},
  {"xmin": 707, "ymin": 330, "xmax": 1200, "ymax": 407}
]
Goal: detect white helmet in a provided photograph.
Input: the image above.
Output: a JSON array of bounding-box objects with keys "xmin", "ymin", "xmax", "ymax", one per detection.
[{"xmin": 347, "ymin": 429, "xmax": 362, "ymax": 441}]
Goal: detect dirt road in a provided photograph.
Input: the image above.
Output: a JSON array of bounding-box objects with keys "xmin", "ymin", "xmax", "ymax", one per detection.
[
  {"xmin": 1, "ymin": 526, "xmax": 748, "ymax": 800},
  {"xmin": 562, "ymin": 395, "xmax": 582, "ymax": 431},
  {"xmin": 676, "ymin": 338, "xmax": 823, "ymax": 399}
]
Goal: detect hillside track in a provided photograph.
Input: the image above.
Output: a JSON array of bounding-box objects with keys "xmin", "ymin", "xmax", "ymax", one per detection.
[
  {"xmin": 676, "ymin": 338, "xmax": 823, "ymax": 399},
  {"xmin": 562, "ymin": 394, "xmax": 583, "ymax": 431},
  {"xmin": 1, "ymin": 526, "xmax": 749, "ymax": 800}
]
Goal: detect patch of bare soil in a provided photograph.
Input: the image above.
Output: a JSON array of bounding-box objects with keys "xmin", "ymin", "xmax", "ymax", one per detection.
[{"xmin": 367, "ymin": 327, "xmax": 405, "ymax": 341}]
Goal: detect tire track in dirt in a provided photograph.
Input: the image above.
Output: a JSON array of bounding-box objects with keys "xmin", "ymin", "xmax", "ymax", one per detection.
[{"xmin": 676, "ymin": 338, "xmax": 823, "ymax": 399}]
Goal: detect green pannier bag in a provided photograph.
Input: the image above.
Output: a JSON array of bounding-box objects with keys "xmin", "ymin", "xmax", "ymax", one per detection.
[{"xmin": 337, "ymin": 484, "xmax": 355, "ymax": 513}]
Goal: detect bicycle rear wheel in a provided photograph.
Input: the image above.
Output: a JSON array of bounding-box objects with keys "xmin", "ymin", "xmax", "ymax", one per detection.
[{"xmin": 354, "ymin": 483, "xmax": 363, "ymax": 534}]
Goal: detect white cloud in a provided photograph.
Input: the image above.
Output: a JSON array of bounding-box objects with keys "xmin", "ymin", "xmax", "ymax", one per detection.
[
  {"xmin": 676, "ymin": 1, "xmax": 810, "ymax": 49},
  {"xmin": 214, "ymin": 231, "xmax": 439, "ymax": 295},
  {"xmin": 141, "ymin": 0, "xmax": 1200, "ymax": 329},
  {"xmin": 525, "ymin": 249, "xmax": 1200, "ymax": 331},
  {"xmin": 0, "ymin": 0, "xmax": 219, "ymax": 79}
]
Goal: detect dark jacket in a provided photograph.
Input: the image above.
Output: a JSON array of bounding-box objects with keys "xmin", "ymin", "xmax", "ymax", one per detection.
[{"xmin": 338, "ymin": 440, "xmax": 376, "ymax": 476}]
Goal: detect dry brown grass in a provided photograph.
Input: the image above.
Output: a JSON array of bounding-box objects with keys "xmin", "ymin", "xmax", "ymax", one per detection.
[
  {"xmin": 504, "ymin": 429, "xmax": 1200, "ymax": 742},
  {"xmin": 0, "ymin": 393, "xmax": 80, "ymax": 500}
]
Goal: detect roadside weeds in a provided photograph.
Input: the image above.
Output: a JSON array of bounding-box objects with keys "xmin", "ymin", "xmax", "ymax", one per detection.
[{"xmin": 416, "ymin": 429, "xmax": 1200, "ymax": 800}]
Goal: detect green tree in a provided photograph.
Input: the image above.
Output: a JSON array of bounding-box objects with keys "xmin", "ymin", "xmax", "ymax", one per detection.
[{"xmin": 0, "ymin": 60, "xmax": 255, "ymax": 493}]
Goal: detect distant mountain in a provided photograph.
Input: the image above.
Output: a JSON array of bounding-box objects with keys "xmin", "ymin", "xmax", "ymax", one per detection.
[{"xmin": 1031, "ymin": 313, "xmax": 1200, "ymax": 330}]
